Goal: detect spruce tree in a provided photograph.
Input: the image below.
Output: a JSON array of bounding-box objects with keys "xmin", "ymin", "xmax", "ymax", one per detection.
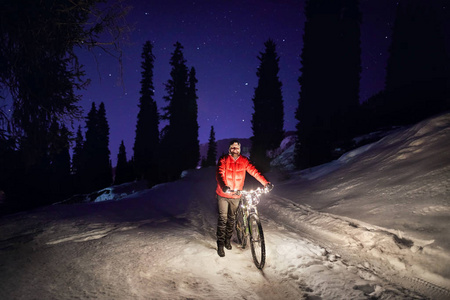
[
  {"xmin": 46, "ymin": 119, "xmax": 71, "ymax": 202},
  {"xmin": 384, "ymin": 0, "xmax": 449, "ymax": 126},
  {"xmin": 115, "ymin": 140, "xmax": 132, "ymax": 185},
  {"xmin": 81, "ymin": 103, "xmax": 99, "ymax": 192},
  {"xmin": 295, "ymin": 0, "xmax": 361, "ymax": 169},
  {"xmin": 53, "ymin": 124, "xmax": 72, "ymax": 200},
  {"xmin": 250, "ymin": 39, "xmax": 284, "ymax": 172},
  {"xmin": 133, "ymin": 41, "xmax": 160, "ymax": 184},
  {"xmin": 97, "ymin": 102, "xmax": 112, "ymax": 188},
  {"xmin": 72, "ymin": 126, "xmax": 84, "ymax": 175},
  {"xmin": 185, "ymin": 67, "xmax": 200, "ymax": 169},
  {"xmin": 160, "ymin": 42, "xmax": 191, "ymax": 180},
  {"xmin": 205, "ymin": 126, "xmax": 218, "ymax": 167},
  {"xmin": 335, "ymin": 0, "xmax": 361, "ymax": 144},
  {"xmin": 82, "ymin": 102, "xmax": 112, "ymax": 192},
  {"xmin": 48, "ymin": 121, "xmax": 71, "ymax": 178},
  {"xmin": 72, "ymin": 125, "xmax": 84, "ymax": 193}
]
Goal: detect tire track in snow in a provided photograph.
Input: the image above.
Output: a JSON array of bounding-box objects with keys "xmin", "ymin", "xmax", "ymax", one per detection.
[{"xmin": 260, "ymin": 193, "xmax": 450, "ymax": 299}]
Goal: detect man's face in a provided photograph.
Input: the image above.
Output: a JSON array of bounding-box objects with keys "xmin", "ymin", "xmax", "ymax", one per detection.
[{"xmin": 229, "ymin": 143, "xmax": 241, "ymax": 156}]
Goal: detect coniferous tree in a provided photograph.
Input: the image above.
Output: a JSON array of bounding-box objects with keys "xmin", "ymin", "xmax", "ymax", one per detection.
[
  {"xmin": 81, "ymin": 103, "xmax": 98, "ymax": 192},
  {"xmin": 185, "ymin": 67, "xmax": 200, "ymax": 169},
  {"xmin": 48, "ymin": 121, "xmax": 71, "ymax": 178},
  {"xmin": 72, "ymin": 126, "xmax": 84, "ymax": 175},
  {"xmin": 250, "ymin": 39, "xmax": 284, "ymax": 172},
  {"xmin": 72, "ymin": 125, "xmax": 84, "ymax": 193},
  {"xmin": 358, "ymin": 90, "xmax": 388, "ymax": 133},
  {"xmin": 160, "ymin": 42, "xmax": 193, "ymax": 180},
  {"xmin": 335, "ymin": 0, "xmax": 361, "ymax": 144},
  {"xmin": 97, "ymin": 102, "xmax": 112, "ymax": 188},
  {"xmin": 295, "ymin": 0, "xmax": 361, "ymax": 169},
  {"xmin": 133, "ymin": 41, "xmax": 160, "ymax": 184},
  {"xmin": 205, "ymin": 126, "xmax": 217, "ymax": 167},
  {"xmin": 58, "ymin": 126, "xmax": 72, "ymax": 187},
  {"xmin": 82, "ymin": 102, "xmax": 112, "ymax": 192},
  {"xmin": 384, "ymin": 0, "xmax": 449, "ymax": 126},
  {"xmin": 200, "ymin": 157, "xmax": 207, "ymax": 168},
  {"xmin": 115, "ymin": 140, "xmax": 133, "ymax": 185},
  {"xmin": 48, "ymin": 120, "xmax": 71, "ymax": 201}
]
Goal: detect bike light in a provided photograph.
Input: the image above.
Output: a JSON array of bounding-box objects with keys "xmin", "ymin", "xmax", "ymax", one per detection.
[{"xmin": 251, "ymin": 195, "xmax": 260, "ymax": 205}]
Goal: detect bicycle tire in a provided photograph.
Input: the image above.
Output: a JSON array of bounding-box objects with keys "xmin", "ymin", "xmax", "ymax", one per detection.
[
  {"xmin": 235, "ymin": 206, "xmax": 247, "ymax": 249},
  {"xmin": 248, "ymin": 214, "xmax": 265, "ymax": 269}
]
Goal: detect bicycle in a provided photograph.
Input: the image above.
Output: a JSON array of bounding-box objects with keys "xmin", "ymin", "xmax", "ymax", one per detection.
[{"xmin": 231, "ymin": 187, "xmax": 270, "ymax": 269}]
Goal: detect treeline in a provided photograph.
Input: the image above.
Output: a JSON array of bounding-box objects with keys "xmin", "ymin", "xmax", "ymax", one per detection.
[
  {"xmin": 1, "ymin": 0, "xmax": 449, "ymax": 213},
  {"xmin": 294, "ymin": 0, "xmax": 449, "ymax": 169},
  {"xmin": 358, "ymin": 0, "xmax": 449, "ymax": 130},
  {"xmin": 120, "ymin": 41, "xmax": 201, "ymax": 186},
  {"xmin": 0, "ymin": 0, "xmax": 129, "ymax": 212},
  {"xmin": 0, "ymin": 38, "xmax": 202, "ymax": 212}
]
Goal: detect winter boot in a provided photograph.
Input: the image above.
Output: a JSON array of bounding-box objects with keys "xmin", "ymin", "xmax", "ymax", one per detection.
[
  {"xmin": 225, "ymin": 239, "xmax": 232, "ymax": 250},
  {"xmin": 217, "ymin": 242, "xmax": 225, "ymax": 257}
]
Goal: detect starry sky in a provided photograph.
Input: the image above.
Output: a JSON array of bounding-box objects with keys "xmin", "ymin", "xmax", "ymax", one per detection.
[{"xmin": 75, "ymin": 0, "xmax": 449, "ymax": 165}]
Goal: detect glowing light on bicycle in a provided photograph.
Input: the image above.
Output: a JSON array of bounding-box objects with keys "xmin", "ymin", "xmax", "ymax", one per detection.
[{"xmin": 232, "ymin": 186, "xmax": 272, "ymax": 269}]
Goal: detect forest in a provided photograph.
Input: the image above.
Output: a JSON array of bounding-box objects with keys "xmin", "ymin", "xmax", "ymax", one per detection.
[{"xmin": 1, "ymin": 0, "xmax": 449, "ymax": 215}]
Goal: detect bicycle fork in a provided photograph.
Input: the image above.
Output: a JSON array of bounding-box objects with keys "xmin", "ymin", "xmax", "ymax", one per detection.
[
  {"xmin": 247, "ymin": 206, "xmax": 259, "ymax": 243},
  {"xmin": 247, "ymin": 214, "xmax": 260, "ymax": 243}
]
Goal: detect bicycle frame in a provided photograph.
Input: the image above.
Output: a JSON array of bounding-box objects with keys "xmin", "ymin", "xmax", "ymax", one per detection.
[
  {"xmin": 240, "ymin": 191, "xmax": 259, "ymax": 221},
  {"xmin": 233, "ymin": 187, "xmax": 265, "ymax": 230},
  {"xmin": 233, "ymin": 187, "xmax": 269, "ymax": 269}
]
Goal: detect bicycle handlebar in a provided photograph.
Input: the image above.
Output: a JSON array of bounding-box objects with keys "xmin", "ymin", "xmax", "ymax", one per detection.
[{"xmin": 227, "ymin": 186, "xmax": 271, "ymax": 196}]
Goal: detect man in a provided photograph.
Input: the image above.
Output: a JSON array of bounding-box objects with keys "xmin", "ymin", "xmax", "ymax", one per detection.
[{"xmin": 215, "ymin": 140, "xmax": 272, "ymax": 257}]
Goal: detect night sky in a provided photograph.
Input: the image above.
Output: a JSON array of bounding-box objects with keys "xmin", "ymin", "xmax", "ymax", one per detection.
[{"xmin": 75, "ymin": 0, "xmax": 449, "ymax": 165}]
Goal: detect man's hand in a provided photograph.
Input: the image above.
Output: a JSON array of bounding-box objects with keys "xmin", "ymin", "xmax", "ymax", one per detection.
[
  {"xmin": 222, "ymin": 186, "xmax": 231, "ymax": 193},
  {"xmin": 264, "ymin": 183, "xmax": 274, "ymax": 192}
]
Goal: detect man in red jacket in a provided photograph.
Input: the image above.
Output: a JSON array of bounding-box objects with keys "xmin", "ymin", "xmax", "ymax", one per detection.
[{"xmin": 215, "ymin": 140, "xmax": 272, "ymax": 257}]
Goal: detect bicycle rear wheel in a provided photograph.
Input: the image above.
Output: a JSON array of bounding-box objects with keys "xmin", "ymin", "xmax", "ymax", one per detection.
[
  {"xmin": 235, "ymin": 206, "xmax": 247, "ymax": 249},
  {"xmin": 248, "ymin": 214, "xmax": 265, "ymax": 269}
]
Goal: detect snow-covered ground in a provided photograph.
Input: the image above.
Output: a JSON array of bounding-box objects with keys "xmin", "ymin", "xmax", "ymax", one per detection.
[{"xmin": 0, "ymin": 113, "xmax": 449, "ymax": 299}]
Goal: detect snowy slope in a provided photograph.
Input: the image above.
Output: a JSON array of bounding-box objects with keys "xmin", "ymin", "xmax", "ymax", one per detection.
[{"xmin": 0, "ymin": 113, "xmax": 449, "ymax": 299}]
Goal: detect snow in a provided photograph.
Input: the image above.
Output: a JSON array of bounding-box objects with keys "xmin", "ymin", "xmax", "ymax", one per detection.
[{"xmin": 1, "ymin": 112, "xmax": 450, "ymax": 299}]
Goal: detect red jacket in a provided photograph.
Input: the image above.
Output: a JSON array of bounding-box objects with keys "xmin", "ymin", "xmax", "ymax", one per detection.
[{"xmin": 216, "ymin": 154, "xmax": 269, "ymax": 199}]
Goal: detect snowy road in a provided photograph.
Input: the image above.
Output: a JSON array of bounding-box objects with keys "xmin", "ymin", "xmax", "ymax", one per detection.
[{"xmin": 2, "ymin": 166, "xmax": 446, "ymax": 299}]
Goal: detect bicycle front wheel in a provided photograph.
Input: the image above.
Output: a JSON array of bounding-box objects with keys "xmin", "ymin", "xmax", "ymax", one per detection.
[
  {"xmin": 235, "ymin": 206, "xmax": 247, "ymax": 249},
  {"xmin": 248, "ymin": 214, "xmax": 265, "ymax": 269}
]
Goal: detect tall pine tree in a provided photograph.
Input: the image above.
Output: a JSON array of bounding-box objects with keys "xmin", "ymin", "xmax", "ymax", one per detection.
[
  {"xmin": 185, "ymin": 67, "xmax": 200, "ymax": 170},
  {"xmin": 335, "ymin": 0, "xmax": 361, "ymax": 144},
  {"xmin": 204, "ymin": 126, "xmax": 217, "ymax": 167},
  {"xmin": 160, "ymin": 42, "xmax": 198, "ymax": 180},
  {"xmin": 48, "ymin": 119, "xmax": 71, "ymax": 201},
  {"xmin": 72, "ymin": 125, "xmax": 84, "ymax": 193},
  {"xmin": 81, "ymin": 103, "xmax": 98, "ymax": 192},
  {"xmin": 133, "ymin": 41, "xmax": 160, "ymax": 184},
  {"xmin": 250, "ymin": 39, "xmax": 284, "ymax": 172},
  {"xmin": 115, "ymin": 140, "xmax": 133, "ymax": 185},
  {"xmin": 81, "ymin": 102, "xmax": 112, "ymax": 193},
  {"xmin": 97, "ymin": 102, "xmax": 112, "ymax": 189},
  {"xmin": 72, "ymin": 126, "xmax": 84, "ymax": 174},
  {"xmin": 295, "ymin": 0, "xmax": 361, "ymax": 169},
  {"xmin": 384, "ymin": 0, "xmax": 449, "ymax": 126}
]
